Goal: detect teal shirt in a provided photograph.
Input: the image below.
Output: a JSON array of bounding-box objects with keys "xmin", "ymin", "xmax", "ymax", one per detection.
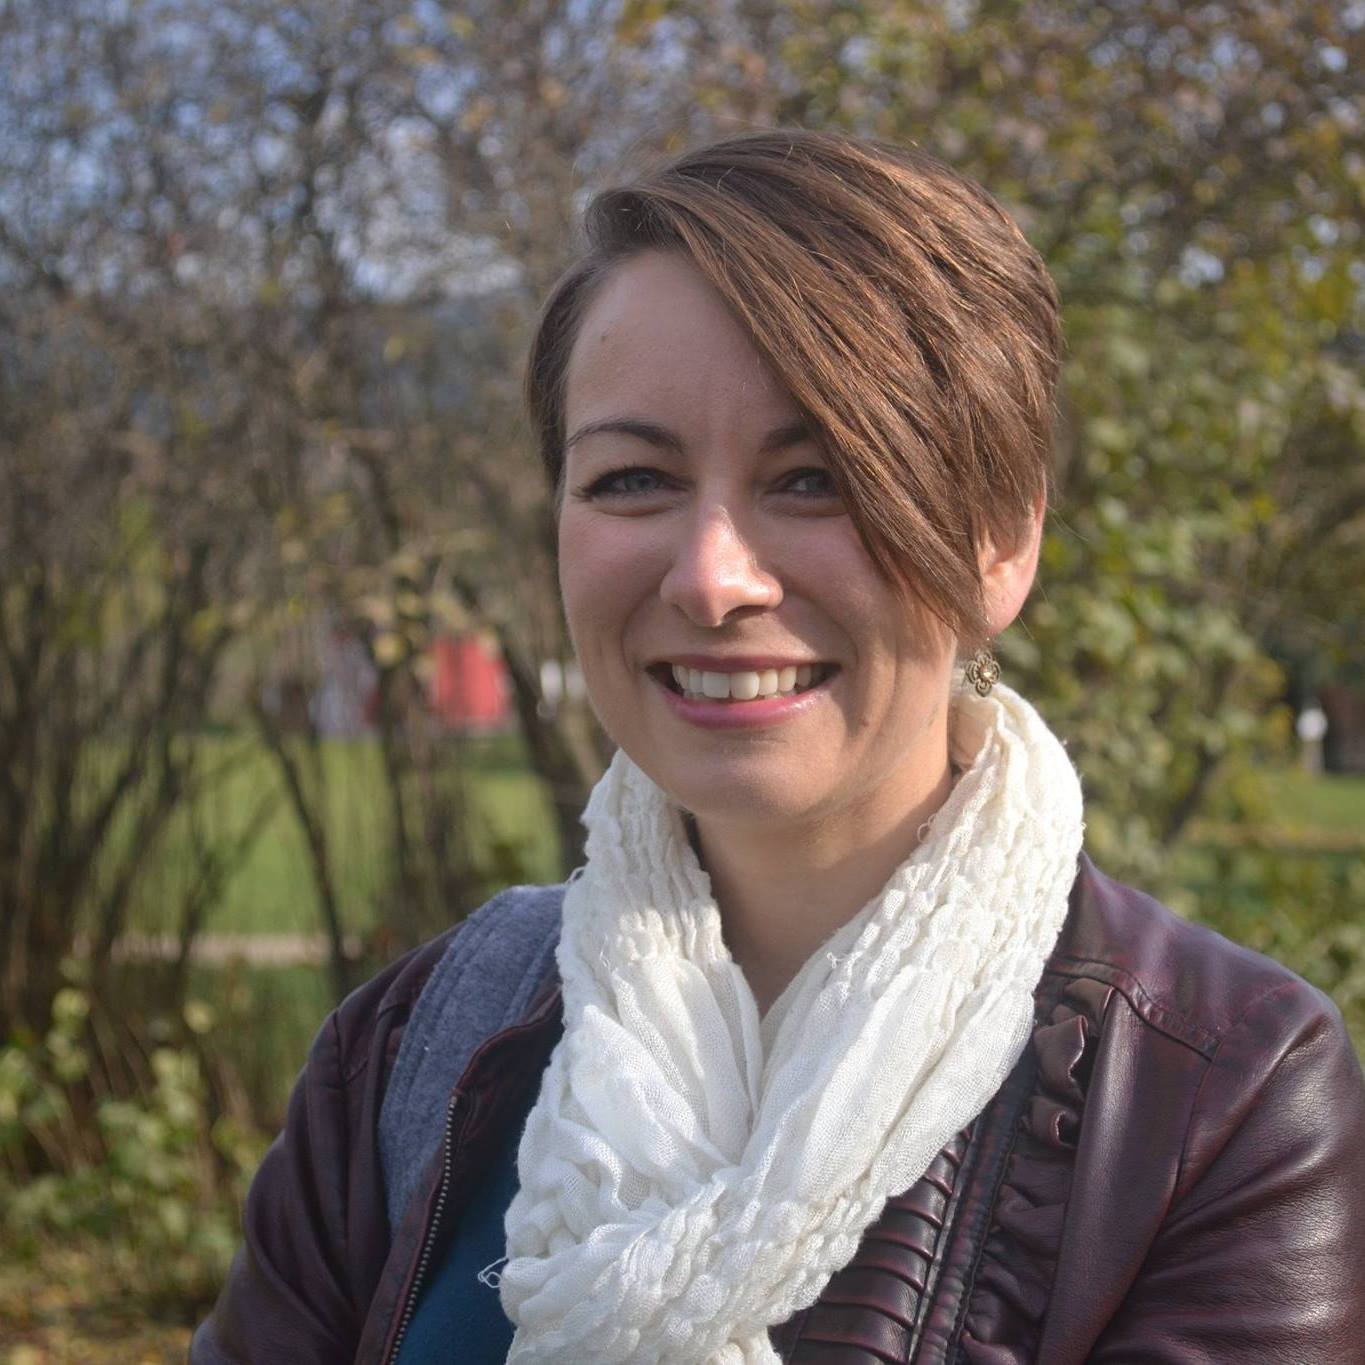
[{"xmin": 394, "ymin": 1104, "xmax": 528, "ymax": 1363}]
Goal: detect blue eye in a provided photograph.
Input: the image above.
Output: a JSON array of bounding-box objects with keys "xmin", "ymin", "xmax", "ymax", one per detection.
[
  {"xmin": 784, "ymin": 468, "xmax": 838, "ymax": 498},
  {"xmin": 579, "ymin": 466, "xmax": 667, "ymax": 498}
]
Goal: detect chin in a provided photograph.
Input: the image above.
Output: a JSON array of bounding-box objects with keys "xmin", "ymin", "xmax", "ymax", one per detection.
[{"xmin": 647, "ymin": 754, "xmax": 824, "ymax": 827}]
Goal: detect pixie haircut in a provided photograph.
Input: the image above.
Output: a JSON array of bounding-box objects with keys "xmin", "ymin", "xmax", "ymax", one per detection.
[{"xmin": 524, "ymin": 128, "xmax": 1061, "ymax": 647}]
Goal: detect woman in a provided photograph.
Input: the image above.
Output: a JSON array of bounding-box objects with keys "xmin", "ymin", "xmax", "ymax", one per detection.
[{"xmin": 193, "ymin": 130, "xmax": 1365, "ymax": 1363}]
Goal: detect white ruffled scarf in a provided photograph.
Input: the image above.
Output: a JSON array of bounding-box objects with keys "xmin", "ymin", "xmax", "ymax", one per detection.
[{"xmin": 500, "ymin": 680, "xmax": 1084, "ymax": 1363}]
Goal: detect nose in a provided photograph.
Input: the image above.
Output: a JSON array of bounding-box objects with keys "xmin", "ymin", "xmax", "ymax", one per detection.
[{"xmin": 658, "ymin": 505, "xmax": 782, "ymax": 627}]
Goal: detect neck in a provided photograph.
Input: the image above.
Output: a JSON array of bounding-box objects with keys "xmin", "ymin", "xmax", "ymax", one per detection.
[{"xmin": 689, "ymin": 750, "xmax": 956, "ymax": 1017}]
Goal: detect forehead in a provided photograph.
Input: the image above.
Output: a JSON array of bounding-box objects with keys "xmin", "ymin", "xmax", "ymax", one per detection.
[{"xmin": 563, "ymin": 251, "xmax": 796, "ymax": 428}]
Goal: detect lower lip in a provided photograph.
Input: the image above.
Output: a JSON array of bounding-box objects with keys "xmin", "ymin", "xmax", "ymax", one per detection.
[{"xmin": 650, "ymin": 671, "xmax": 836, "ymax": 729}]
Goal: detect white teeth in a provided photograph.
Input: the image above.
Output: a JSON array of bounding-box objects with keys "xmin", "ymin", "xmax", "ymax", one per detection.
[
  {"xmin": 701, "ymin": 671, "xmax": 729, "ymax": 699},
  {"xmin": 730, "ymin": 671, "xmax": 761, "ymax": 700},
  {"xmin": 665, "ymin": 662, "xmax": 832, "ymax": 701}
]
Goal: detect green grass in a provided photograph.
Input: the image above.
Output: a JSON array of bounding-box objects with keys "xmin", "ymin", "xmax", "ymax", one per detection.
[
  {"xmin": 1258, "ymin": 768, "xmax": 1365, "ymax": 836},
  {"xmin": 115, "ymin": 730, "xmax": 560, "ymax": 940}
]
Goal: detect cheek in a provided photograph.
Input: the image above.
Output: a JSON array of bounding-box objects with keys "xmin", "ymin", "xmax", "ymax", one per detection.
[
  {"xmin": 805, "ymin": 535, "xmax": 915, "ymax": 656},
  {"xmin": 557, "ymin": 511, "xmax": 652, "ymax": 652},
  {"xmin": 558, "ymin": 522, "xmax": 604, "ymax": 644}
]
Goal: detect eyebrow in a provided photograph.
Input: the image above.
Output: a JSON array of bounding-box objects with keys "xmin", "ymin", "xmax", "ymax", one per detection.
[{"xmin": 563, "ymin": 417, "xmax": 814, "ymax": 457}]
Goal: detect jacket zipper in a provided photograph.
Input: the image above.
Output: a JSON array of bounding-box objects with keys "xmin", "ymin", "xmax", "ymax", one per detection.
[
  {"xmin": 376, "ymin": 988, "xmax": 562, "ymax": 1364},
  {"xmin": 383, "ymin": 1086, "xmax": 466, "ymax": 1364}
]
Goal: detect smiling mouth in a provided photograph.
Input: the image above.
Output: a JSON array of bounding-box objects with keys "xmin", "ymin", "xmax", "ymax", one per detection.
[{"xmin": 650, "ymin": 662, "xmax": 838, "ymax": 702}]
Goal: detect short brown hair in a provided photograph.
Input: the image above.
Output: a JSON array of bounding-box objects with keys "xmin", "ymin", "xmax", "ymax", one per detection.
[{"xmin": 524, "ymin": 128, "xmax": 1061, "ymax": 646}]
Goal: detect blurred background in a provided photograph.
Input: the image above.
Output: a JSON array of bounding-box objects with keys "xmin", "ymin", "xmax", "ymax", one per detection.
[{"xmin": 0, "ymin": 0, "xmax": 1361, "ymax": 1357}]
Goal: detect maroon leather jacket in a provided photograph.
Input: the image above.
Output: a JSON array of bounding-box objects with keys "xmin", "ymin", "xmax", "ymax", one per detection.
[{"xmin": 192, "ymin": 856, "xmax": 1365, "ymax": 1362}]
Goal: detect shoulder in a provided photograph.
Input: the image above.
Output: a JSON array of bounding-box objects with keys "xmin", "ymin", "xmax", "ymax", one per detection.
[
  {"xmin": 1049, "ymin": 851, "xmax": 1347, "ymax": 1063},
  {"xmin": 191, "ymin": 888, "xmax": 565, "ymax": 1360},
  {"xmin": 374, "ymin": 882, "xmax": 565, "ymax": 1231},
  {"xmin": 1033, "ymin": 870, "xmax": 1365, "ymax": 1359}
]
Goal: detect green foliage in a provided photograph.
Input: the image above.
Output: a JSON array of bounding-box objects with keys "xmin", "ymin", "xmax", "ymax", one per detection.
[{"xmin": 0, "ymin": 977, "xmax": 266, "ymax": 1315}]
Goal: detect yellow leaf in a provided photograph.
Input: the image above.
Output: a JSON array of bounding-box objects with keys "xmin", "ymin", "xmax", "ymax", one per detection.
[
  {"xmin": 373, "ymin": 631, "xmax": 406, "ymax": 667},
  {"xmin": 460, "ymin": 96, "xmax": 494, "ymax": 134},
  {"xmin": 400, "ymin": 44, "xmax": 442, "ymax": 66}
]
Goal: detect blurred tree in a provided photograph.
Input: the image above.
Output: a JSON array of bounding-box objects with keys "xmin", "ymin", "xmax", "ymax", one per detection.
[
  {"xmin": 0, "ymin": 273, "xmax": 271, "ymax": 1041},
  {"xmin": 0, "ymin": 4, "xmax": 268, "ymax": 1040},
  {"xmin": 0, "ymin": 0, "xmax": 740, "ymax": 1006}
]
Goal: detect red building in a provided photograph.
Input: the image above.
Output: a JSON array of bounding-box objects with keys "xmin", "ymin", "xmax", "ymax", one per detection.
[{"xmin": 428, "ymin": 631, "xmax": 512, "ymax": 733}]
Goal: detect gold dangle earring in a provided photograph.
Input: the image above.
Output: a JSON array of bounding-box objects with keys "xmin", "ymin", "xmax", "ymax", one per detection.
[{"xmin": 965, "ymin": 647, "xmax": 1000, "ymax": 697}]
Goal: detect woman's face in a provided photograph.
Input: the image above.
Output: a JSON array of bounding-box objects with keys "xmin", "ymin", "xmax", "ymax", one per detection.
[{"xmin": 557, "ymin": 250, "xmax": 974, "ymax": 835}]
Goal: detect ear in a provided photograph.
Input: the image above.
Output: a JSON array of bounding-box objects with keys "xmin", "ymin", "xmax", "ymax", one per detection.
[{"xmin": 979, "ymin": 496, "xmax": 1046, "ymax": 637}]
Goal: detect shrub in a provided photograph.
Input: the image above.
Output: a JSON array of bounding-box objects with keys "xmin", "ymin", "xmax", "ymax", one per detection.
[{"xmin": 0, "ymin": 974, "xmax": 266, "ymax": 1317}]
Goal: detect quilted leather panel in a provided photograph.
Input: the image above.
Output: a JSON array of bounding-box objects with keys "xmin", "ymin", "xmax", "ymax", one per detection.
[{"xmin": 772, "ymin": 1129, "xmax": 973, "ymax": 1363}]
